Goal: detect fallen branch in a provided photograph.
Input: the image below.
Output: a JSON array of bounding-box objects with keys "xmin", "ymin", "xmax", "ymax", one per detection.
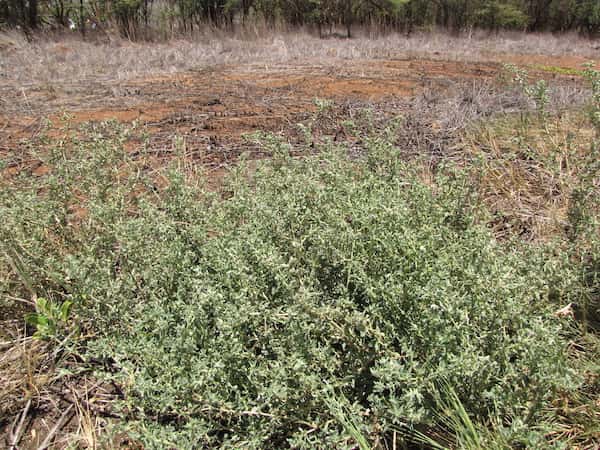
[
  {"xmin": 9, "ymin": 398, "xmax": 31, "ymax": 450},
  {"xmin": 37, "ymin": 404, "xmax": 74, "ymax": 450}
]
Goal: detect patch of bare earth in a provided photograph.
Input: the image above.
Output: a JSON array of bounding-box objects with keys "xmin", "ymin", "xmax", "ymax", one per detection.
[{"xmin": 0, "ymin": 59, "xmax": 503, "ymax": 163}]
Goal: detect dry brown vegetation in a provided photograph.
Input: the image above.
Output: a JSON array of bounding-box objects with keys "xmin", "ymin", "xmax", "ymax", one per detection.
[
  {"xmin": 1, "ymin": 29, "xmax": 599, "ymax": 86},
  {"xmin": 1, "ymin": 30, "xmax": 597, "ymax": 179}
]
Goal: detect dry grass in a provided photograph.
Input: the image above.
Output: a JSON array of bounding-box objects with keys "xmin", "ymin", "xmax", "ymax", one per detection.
[
  {"xmin": 0, "ymin": 28, "xmax": 598, "ymax": 87},
  {"xmin": 0, "ymin": 322, "xmax": 48, "ymax": 417},
  {"xmin": 0, "ymin": 317, "xmax": 119, "ymax": 448},
  {"xmin": 360, "ymin": 77, "xmax": 590, "ymax": 163},
  {"xmin": 461, "ymin": 111, "xmax": 599, "ymax": 242}
]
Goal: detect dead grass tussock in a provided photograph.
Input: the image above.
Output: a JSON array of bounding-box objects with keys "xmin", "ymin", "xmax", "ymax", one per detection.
[
  {"xmin": 0, "ymin": 318, "xmax": 117, "ymax": 448},
  {"xmin": 0, "ymin": 321, "xmax": 52, "ymax": 447},
  {"xmin": 463, "ymin": 111, "xmax": 599, "ymax": 241},
  {"xmin": 0, "ymin": 322, "xmax": 49, "ymax": 417},
  {"xmin": 0, "ymin": 28, "xmax": 598, "ymax": 87}
]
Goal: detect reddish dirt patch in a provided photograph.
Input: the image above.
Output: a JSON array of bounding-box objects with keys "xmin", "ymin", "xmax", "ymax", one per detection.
[
  {"xmin": 2, "ymin": 58, "xmax": 498, "ymax": 150},
  {"xmin": 0, "ymin": 55, "xmax": 586, "ymax": 180},
  {"xmin": 0, "ymin": 115, "xmax": 41, "ymax": 144}
]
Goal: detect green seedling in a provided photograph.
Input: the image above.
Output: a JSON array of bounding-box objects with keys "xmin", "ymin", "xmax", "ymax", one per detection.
[{"xmin": 25, "ymin": 297, "xmax": 73, "ymax": 340}]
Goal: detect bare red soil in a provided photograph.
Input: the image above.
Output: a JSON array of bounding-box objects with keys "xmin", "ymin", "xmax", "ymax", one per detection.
[{"xmin": 0, "ymin": 55, "xmax": 595, "ymax": 179}]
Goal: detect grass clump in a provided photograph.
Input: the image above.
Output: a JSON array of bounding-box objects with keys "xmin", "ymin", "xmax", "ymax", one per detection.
[
  {"xmin": 0, "ymin": 121, "xmax": 588, "ymax": 448},
  {"xmin": 533, "ymin": 65, "xmax": 585, "ymax": 77}
]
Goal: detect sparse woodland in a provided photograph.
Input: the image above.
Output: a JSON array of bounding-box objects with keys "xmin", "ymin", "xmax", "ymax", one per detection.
[{"xmin": 1, "ymin": 0, "xmax": 600, "ymax": 39}]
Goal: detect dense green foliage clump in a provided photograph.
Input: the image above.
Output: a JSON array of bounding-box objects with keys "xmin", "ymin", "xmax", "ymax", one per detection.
[{"xmin": 0, "ymin": 125, "xmax": 589, "ymax": 448}]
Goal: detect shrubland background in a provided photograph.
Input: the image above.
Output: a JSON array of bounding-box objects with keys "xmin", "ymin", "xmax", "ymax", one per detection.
[{"xmin": 1, "ymin": 0, "xmax": 600, "ymax": 40}]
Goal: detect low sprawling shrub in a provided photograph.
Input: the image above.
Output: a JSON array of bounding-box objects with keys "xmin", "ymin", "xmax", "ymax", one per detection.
[{"xmin": 0, "ymin": 120, "xmax": 587, "ymax": 448}]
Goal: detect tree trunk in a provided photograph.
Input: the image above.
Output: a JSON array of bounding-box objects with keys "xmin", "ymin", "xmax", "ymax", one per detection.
[
  {"xmin": 79, "ymin": 0, "xmax": 85, "ymax": 36},
  {"xmin": 344, "ymin": 0, "xmax": 352, "ymax": 38},
  {"xmin": 27, "ymin": 0, "xmax": 37, "ymax": 28}
]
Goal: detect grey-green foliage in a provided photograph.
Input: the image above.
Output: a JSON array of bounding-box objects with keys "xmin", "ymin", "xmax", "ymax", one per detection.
[
  {"xmin": 0, "ymin": 123, "xmax": 581, "ymax": 448},
  {"xmin": 503, "ymin": 63, "xmax": 550, "ymax": 119},
  {"xmin": 583, "ymin": 63, "xmax": 600, "ymax": 135}
]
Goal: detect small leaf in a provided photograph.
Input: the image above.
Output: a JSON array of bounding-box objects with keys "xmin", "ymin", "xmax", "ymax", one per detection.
[
  {"xmin": 59, "ymin": 300, "xmax": 73, "ymax": 322},
  {"xmin": 25, "ymin": 312, "xmax": 43, "ymax": 327}
]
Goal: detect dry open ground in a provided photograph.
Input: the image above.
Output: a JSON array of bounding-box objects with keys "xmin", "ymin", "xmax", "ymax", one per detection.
[
  {"xmin": 1, "ymin": 30, "xmax": 599, "ymax": 449},
  {"xmin": 1, "ymin": 31, "xmax": 599, "ymax": 178}
]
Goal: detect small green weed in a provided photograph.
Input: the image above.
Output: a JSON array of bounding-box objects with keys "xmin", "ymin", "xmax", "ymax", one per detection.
[
  {"xmin": 503, "ymin": 64, "xmax": 550, "ymax": 119},
  {"xmin": 25, "ymin": 297, "xmax": 73, "ymax": 340},
  {"xmin": 533, "ymin": 65, "xmax": 584, "ymax": 77},
  {"xmin": 582, "ymin": 62, "xmax": 600, "ymax": 135}
]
